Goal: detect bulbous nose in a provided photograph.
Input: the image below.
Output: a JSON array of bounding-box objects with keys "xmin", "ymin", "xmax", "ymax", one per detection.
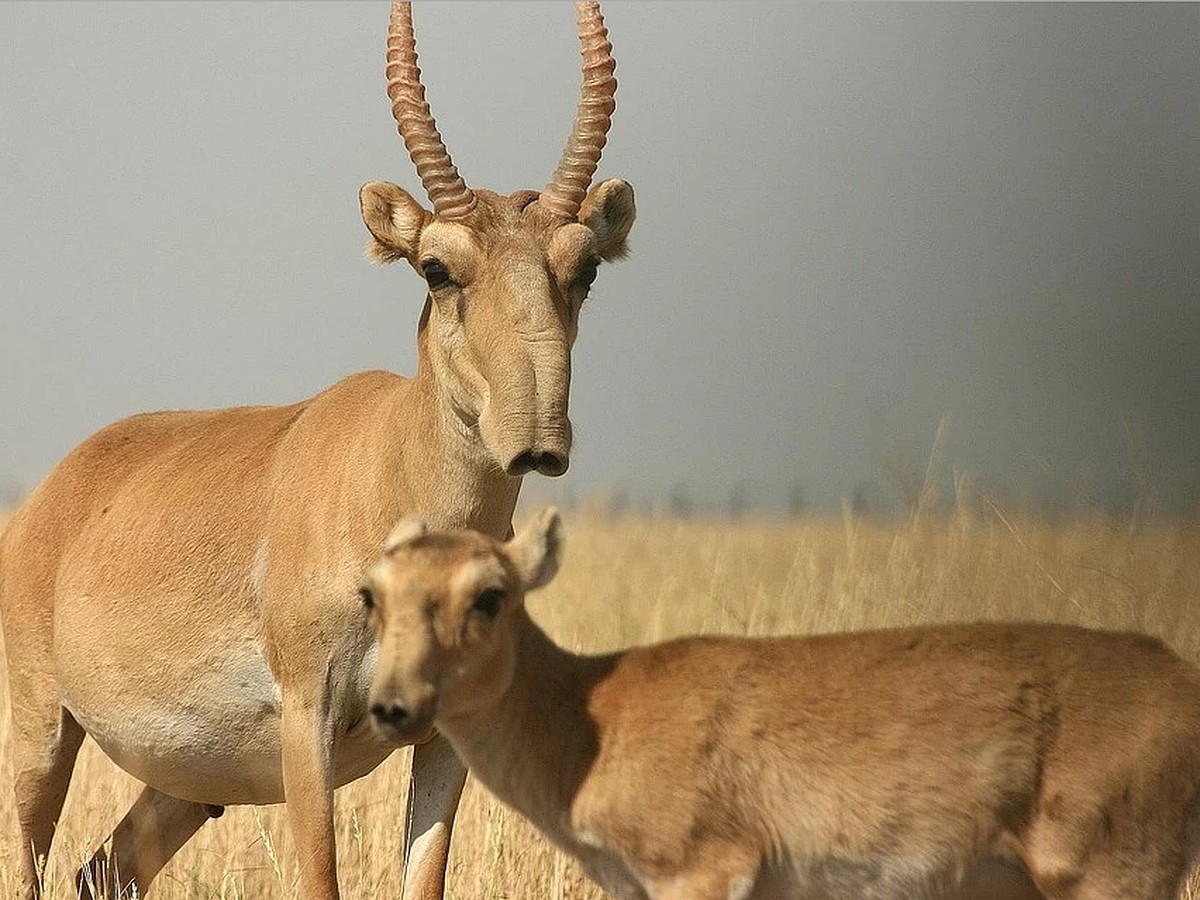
[
  {"xmin": 370, "ymin": 701, "xmax": 410, "ymax": 729},
  {"xmin": 505, "ymin": 449, "xmax": 569, "ymax": 477}
]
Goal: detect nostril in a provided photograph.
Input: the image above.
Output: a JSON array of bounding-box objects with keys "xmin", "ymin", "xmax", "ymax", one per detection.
[
  {"xmin": 506, "ymin": 450, "xmax": 569, "ymax": 477},
  {"xmin": 370, "ymin": 702, "xmax": 410, "ymax": 727},
  {"xmin": 538, "ymin": 452, "xmax": 567, "ymax": 476},
  {"xmin": 507, "ymin": 451, "xmax": 538, "ymax": 476}
]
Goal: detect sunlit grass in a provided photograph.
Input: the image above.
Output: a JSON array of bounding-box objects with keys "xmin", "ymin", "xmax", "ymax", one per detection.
[{"xmin": 2, "ymin": 504, "xmax": 1199, "ymax": 898}]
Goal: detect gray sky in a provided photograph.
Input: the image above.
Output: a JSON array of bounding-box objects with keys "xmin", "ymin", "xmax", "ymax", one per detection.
[{"xmin": 2, "ymin": 3, "xmax": 1198, "ymax": 514}]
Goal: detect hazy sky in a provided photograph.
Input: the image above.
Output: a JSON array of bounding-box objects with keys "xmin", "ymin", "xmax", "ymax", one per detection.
[{"xmin": 1, "ymin": 3, "xmax": 1197, "ymax": 513}]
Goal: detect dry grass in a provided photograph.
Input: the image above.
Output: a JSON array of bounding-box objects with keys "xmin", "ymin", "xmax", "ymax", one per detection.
[{"xmin": 2, "ymin": 504, "xmax": 1200, "ymax": 898}]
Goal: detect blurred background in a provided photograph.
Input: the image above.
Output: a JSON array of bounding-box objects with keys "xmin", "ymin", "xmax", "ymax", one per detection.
[{"xmin": 1, "ymin": 2, "xmax": 1197, "ymax": 518}]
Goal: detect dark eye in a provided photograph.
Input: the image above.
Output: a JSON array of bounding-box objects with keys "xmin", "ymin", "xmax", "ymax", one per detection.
[
  {"xmin": 472, "ymin": 587, "xmax": 505, "ymax": 619},
  {"xmin": 358, "ymin": 587, "xmax": 374, "ymax": 610},
  {"xmin": 421, "ymin": 259, "xmax": 451, "ymax": 289}
]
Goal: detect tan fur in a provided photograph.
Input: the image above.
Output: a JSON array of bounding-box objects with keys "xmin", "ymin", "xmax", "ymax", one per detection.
[
  {"xmin": 366, "ymin": 511, "xmax": 1200, "ymax": 900},
  {"xmin": 0, "ymin": 179, "xmax": 634, "ymax": 900}
]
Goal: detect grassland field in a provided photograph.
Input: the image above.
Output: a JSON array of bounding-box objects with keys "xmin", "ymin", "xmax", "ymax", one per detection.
[{"xmin": 1, "ymin": 503, "xmax": 1199, "ymax": 898}]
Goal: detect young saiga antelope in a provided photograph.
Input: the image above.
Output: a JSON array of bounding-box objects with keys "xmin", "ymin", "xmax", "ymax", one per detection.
[
  {"xmin": 365, "ymin": 509, "xmax": 1200, "ymax": 900},
  {"xmin": 0, "ymin": 4, "xmax": 633, "ymax": 899}
]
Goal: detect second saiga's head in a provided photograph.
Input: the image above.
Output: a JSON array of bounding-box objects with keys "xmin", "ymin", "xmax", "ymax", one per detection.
[{"xmin": 363, "ymin": 507, "xmax": 564, "ymax": 744}]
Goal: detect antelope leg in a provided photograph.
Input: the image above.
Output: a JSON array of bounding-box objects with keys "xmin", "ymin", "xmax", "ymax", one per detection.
[
  {"xmin": 76, "ymin": 786, "xmax": 213, "ymax": 899},
  {"xmin": 281, "ymin": 697, "xmax": 341, "ymax": 900},
  {"xmin": 401, "ymin": 733, "xmax": 468, "ymax": 900}
]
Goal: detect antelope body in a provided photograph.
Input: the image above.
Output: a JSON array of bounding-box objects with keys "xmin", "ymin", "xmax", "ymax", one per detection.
[
  {"xmin": 0, "ymin": 4, "xmax": 635, "ymax": 899},
  {"xmin": 366, "ymin": 511, "xmax": 1200, "ymax": 900}
]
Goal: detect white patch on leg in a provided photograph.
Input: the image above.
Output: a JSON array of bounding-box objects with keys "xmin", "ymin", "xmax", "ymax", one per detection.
[
  {"xmin": 575, "ymin": 827, "xmax": 607, "ymax": 850},
  {"xmin": 728, "ymin": 873, "xmax": 754, "ymax": 900},
  {"xmin": 403, "ymin": 821, "xmax": 449, "ymax": 896}
]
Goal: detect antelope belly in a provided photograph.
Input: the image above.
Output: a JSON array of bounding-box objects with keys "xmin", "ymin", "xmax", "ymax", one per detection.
[{"xmin": 63, "ymin": 644, "xmax": 288, "ymax": 805}]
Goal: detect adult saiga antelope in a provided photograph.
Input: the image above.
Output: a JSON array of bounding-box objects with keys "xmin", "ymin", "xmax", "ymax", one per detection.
[
  {"xmin": 365, "ymin": 510, "xmax": 1200, "ymax": 900},
  {"xmin": 0, "ymin": 4, "xmax": 635, "ymax": 898}
]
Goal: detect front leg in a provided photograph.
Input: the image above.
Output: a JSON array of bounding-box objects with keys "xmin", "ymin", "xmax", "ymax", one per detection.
[
  {"xmin": 402, "ymin": 733, "xmax": 468, "ymax": 900},
  {"xmin": 282, "ymin": 695, "xmax": 341, "ymax": 900}
]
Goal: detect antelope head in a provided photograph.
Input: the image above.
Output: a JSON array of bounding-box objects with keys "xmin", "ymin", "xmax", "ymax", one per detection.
[
  {"xmin": 361, "ymin": 3, "xmax": 636, "ymax": 477},
  {"xmin": 363, "ymin": 508, "xmax": 564, "ymax": 743}
]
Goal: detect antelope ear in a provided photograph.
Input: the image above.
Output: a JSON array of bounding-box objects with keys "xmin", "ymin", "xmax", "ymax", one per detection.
[
  {"xmin": 579, "ymin": 179, "xmax": 636, "ymax": 262},
  {"xmin": 383, "ymin": 516, "xmax": 429, "ymax": 554},
  {"xmin": 360, "ymin": 181, "xmax": 431, "ymax": 265},
  {"xmin": 506, "ymin": 508, "xmax": 564, "ymax": 591}
]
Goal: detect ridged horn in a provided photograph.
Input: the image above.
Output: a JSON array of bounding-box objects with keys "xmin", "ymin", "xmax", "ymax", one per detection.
[
  {"xmin": 539, "ymin": 3, "xmax": 617, "ymax": 222},
  {"xmin": 386, "ymin": 2, "xmax": 476, "ymax": 219}
]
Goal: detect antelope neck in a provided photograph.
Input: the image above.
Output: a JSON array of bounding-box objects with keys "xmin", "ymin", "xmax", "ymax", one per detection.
[
  {"xmin": 436, "ymin": 615, "xmax": 619, "ymax": 841},
  {"xmin": 383, "ymin": 320, "xmax": 520, "ymax": 536}
]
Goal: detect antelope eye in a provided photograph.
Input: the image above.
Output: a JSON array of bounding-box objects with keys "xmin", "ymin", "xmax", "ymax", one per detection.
[
  {"xmin": 358, "ymin": 587, "xmax": 375, "ymax": 610},
  {"xmin": 472, "ymin": 587, "xmax": 505, "ymax": 619},
  {"xmin": 421, "ymin": 259, "xmax": 451, "ymax": 289}
]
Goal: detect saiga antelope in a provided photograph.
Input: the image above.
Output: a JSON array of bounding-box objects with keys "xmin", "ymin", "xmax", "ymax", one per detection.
[
  {"xmin": 365, "ymin": 510, "xmax": 1200, "ymax": 900},
  {"xmin": 0, "ymin": 4, "xmax": 635, "ymax": 898}
]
